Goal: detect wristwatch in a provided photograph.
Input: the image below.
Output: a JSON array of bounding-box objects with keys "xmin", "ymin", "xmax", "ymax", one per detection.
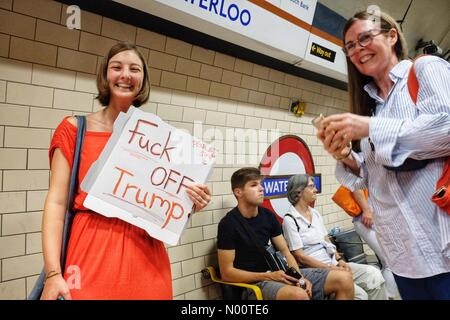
[{"xmin": 298, "ymin": 277, "xmax": 307, "ymax": 290}]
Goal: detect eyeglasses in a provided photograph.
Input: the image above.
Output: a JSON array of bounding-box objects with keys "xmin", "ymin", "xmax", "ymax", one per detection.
[{"xmin": 343, "ymin": 29, "xmax": 390, "ymax": 57}]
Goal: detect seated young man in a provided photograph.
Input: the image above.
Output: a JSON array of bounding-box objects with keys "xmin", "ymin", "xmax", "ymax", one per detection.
[
  {"xmin": 282, "ymin": 174, "xmax": 387, "ymax": 300},
  {"xmin": 217, "ymin": 167, "xmax": 354, "ymax": 300}
]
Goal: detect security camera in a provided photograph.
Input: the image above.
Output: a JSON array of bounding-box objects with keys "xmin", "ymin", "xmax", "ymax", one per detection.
[
  {"xmin": 415, "ymin": 39, "xmax": 443, "ymax": 56},
  {"xmin": 423, "ymin": 42, "xmax": 443, "ymax": 55}
]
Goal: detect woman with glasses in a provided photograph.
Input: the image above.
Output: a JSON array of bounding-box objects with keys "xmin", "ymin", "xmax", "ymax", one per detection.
[{"xmin": 316, "ymin": 11, "xmax": 450, "ymax": 299}]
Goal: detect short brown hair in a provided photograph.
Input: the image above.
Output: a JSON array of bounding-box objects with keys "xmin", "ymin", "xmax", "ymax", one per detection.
[
  {"xmin": 343, "ymin": 11, "xmax": 409, "ymax": 116},
  {"xmin": 231, "ymin": 167, "xmax": 263, "ymax": 191},
  {"xmin": 96, "ymin": 42, "xmax": 150, "ymax": 107}
]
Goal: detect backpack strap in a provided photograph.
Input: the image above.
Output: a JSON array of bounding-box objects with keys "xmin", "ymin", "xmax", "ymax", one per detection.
[{"xmin": 284, "ymin": 213, "xmax": 300, "ymax": 232}]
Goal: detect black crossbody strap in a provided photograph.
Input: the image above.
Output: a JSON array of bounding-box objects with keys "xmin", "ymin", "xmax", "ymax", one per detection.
[
  {"xmin": 231, "ymin": 210, "xmax": 266, "ymax": 255},
  {"xmin": 231, "ymin": 210, "xmax": 273, "ymax": 270},
  {"xmin": 284, "ymin": 213, "xmax": 300, "ymax": 232}
]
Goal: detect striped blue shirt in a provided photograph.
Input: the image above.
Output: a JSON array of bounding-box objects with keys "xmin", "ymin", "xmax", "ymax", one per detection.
[{"xmin": 336, "ymin": 56, "xmax": 450, "ymax": 278}]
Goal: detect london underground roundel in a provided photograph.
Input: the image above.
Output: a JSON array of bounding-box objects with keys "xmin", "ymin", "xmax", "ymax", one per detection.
[{"xmin": 259, "ymin": 135, "xmax": 320, "ymax": 222}]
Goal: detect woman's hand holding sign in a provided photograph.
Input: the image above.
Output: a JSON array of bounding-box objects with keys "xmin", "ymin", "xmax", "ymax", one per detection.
[{"xmin": 186, "ymin": 184, "xmax": 212, "ymax": 213}]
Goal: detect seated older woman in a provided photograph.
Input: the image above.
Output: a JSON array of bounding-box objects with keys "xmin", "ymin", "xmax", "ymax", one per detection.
[{"xmin": 282, "ymin": 174, "xmax": 387, "ymax": 300}]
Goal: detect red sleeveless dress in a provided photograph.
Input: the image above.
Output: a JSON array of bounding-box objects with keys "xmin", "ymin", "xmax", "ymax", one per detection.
[{"xmin": 49, "ymin": 117, "xmax": 172, "ymax": 299}]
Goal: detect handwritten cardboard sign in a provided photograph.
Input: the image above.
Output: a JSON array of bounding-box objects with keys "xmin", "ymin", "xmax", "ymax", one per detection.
[{"xmin": 81, "ymin": 107, "xmax": 216, "ymax": 245}]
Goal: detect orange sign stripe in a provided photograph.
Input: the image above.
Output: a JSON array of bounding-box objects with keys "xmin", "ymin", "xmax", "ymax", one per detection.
[
  {"xmin": 310, "ymin": 26, "xmax": 344, "ymax": 47},
  {"xmin": 247, "ymin": 0, "xmax": 311, "ymax": 31},
  {"xmin": 247, "ymin": 0, "xmax": 343, "ymax": 47}
]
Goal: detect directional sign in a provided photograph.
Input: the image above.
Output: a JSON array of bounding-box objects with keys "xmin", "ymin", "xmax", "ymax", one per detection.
[{"xmin": 310, "ymin": 42, "xmax": 336, "ymax": 62}]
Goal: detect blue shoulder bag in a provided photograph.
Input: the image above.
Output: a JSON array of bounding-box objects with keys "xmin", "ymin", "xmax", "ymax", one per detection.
[{"xmin": 28, "ymin": 115, "xmax": 86, "ymax": 300}]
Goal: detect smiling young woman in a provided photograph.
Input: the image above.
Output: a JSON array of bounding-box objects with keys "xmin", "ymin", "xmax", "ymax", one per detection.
[{"xmin": 40, "ymin": 42, "xmax": 212, "ymax": 300}]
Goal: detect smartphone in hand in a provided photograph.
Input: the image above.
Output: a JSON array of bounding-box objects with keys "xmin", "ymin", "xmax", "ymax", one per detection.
[
  {"xmin": 286, "ymin": 267, "xmax": 306, "ymax": 289},
  {"xmin": 285, "ymin": 266, "xmax": 302, "ymax": 280},
  {"xmin": 311, "ymin": 114, "xmax": 325, "ymax": 129}
]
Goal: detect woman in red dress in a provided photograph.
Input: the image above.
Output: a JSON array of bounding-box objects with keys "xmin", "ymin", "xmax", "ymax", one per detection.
[{"xmin": 40, "ymin": 42, "xmax": 211, "ymax": 300}]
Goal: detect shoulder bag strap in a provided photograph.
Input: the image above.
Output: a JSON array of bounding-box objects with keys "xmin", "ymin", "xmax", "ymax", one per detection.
[
  {"xmin": 28, "ymin": 116, "xmax": 86, "ymax": 299},
  {"xmin": 407, "ymin": 59, "xmax": 419, "ymax": 105},
  {"xmin": 60, "ymin": 115, "xmax": 87, "ymax": 272},
  {"xmin": 284, "ymin": 213, "xmax": 300, "ymax": 232},
  {"xmin": 407, "ymin": 54, "xmax": 431, "ymax": 105},
  {"xmin": 407, "ymin": 56, "xmax": 450, "ymax": 213}
]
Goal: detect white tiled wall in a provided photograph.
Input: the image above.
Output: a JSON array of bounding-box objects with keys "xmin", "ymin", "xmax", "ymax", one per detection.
[{"xmin": 0, "ymin": 0, "xmax": 354, "ymax": 300}]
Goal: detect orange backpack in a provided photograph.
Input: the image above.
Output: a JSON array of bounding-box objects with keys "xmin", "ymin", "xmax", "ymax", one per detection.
[{"xmin": 408, "ymin": 57, "xmax": 450, "ymax": 214}]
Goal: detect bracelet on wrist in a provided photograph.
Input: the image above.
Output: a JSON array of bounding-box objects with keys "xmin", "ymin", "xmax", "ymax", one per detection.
[
  {"xmin": 333, "ymin": 148, "xmax": 352, "ymax": 161},
  {"xmin": 45, "ymin": 270, "xmax": 61, "ymax": 281}
]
